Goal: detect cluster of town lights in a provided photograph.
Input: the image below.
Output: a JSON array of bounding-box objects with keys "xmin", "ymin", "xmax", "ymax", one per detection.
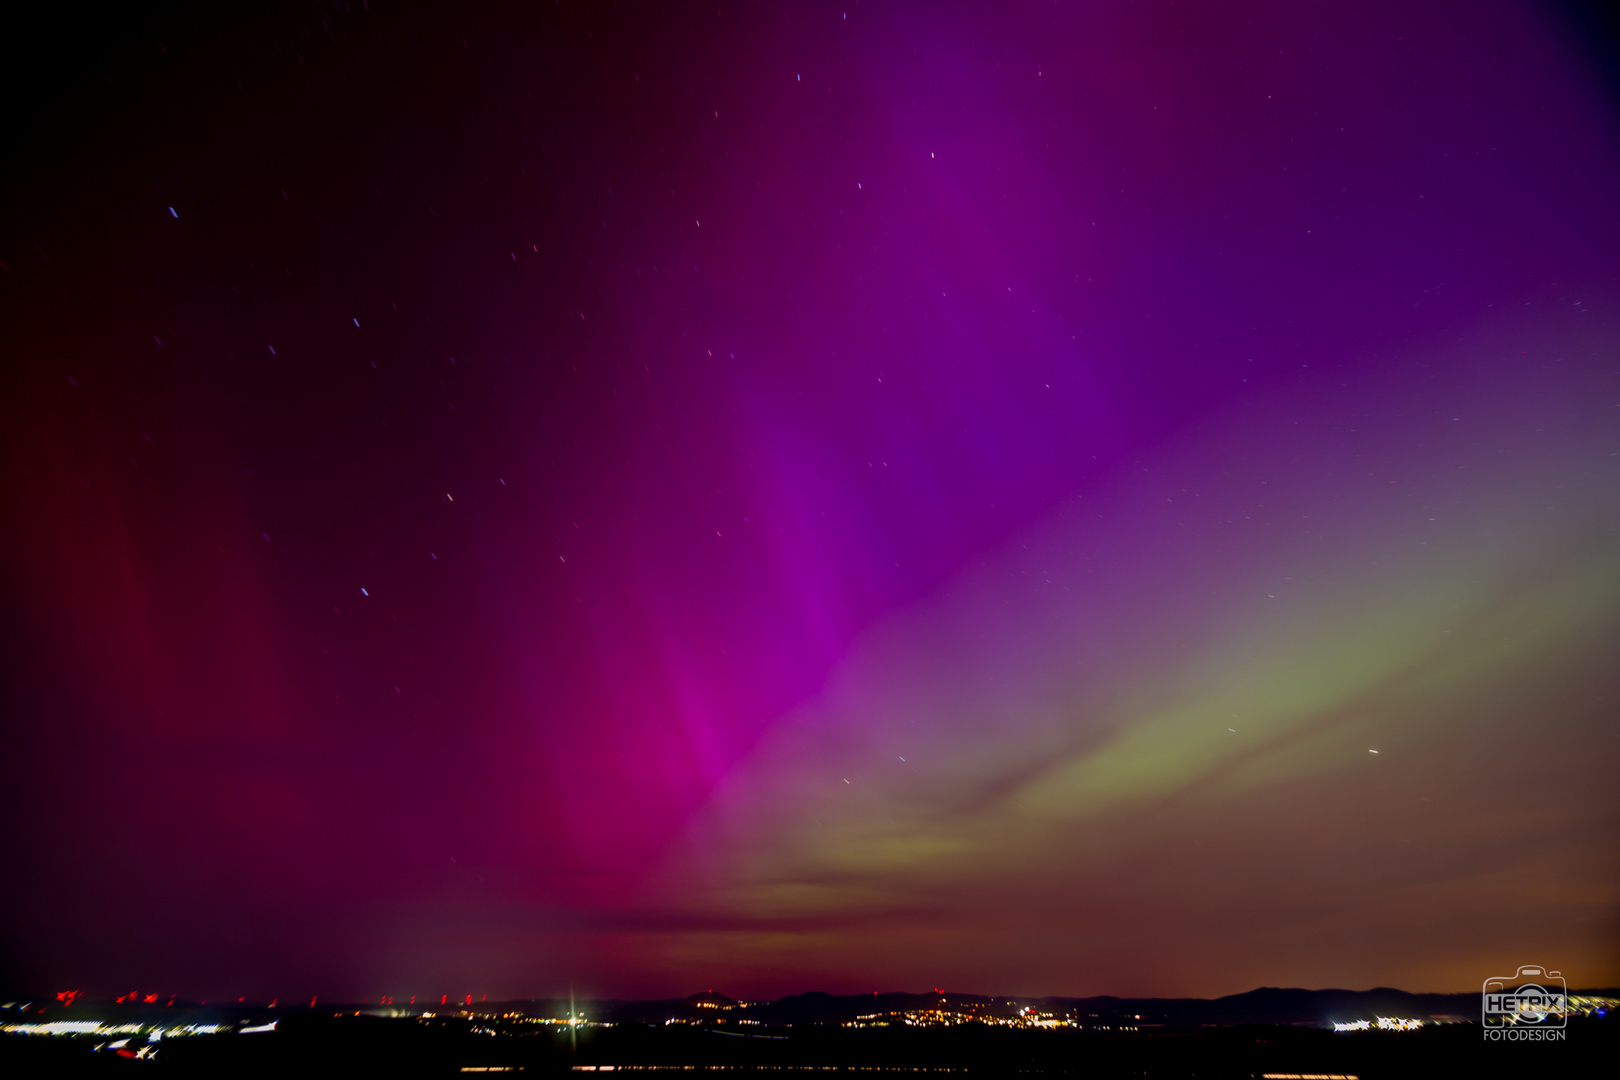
[
  {"xmin": 844, "ymin": 1006, "xmax": 1085, "ymax": 1030},
  {"xmin": 1330, "ymin": 1017, "xmax": 1423, "ymax": 1032}
]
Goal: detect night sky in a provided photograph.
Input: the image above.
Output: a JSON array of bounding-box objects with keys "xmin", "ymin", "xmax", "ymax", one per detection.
[{"xmin": 3, "ymin": 1, "xmax": 1618, "ymax": 1004}]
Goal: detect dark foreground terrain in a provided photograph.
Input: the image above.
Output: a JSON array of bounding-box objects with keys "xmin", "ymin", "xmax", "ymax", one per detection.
[{"xmin": 2, "ymin": 1014, "xmax": 1611, "ymax": 1079}]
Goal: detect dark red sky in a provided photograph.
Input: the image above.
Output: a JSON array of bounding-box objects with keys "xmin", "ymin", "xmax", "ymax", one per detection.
[{"xmin": 3, "ymin": 0, "xmax": 1618, "ymax": 1003}]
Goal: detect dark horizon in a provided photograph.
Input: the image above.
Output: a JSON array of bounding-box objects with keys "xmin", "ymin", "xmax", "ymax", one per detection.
[
  {"xmin": 4, "ymin": 0, "xmax": 1618, "ymax": 1004},
  {"xmin": 10, "ymin": 983, "xmax": 1620, "ymax": 1019}
]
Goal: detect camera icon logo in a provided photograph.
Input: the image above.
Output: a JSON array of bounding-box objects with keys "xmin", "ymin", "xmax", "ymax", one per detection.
[{"xmin": 1482, "ymin": 966, "xmax": 1566, "ymax": 1029}]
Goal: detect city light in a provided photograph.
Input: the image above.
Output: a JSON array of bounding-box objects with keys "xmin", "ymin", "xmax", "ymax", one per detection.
[
  {"xmin": 1330, "ymin": 1017, "xmax": 1423, "ymax": 1033},
  {"xmin": 1, "ymin": 1021, "xmax": 229, "ymax": 1038},
  {"xmin": 1374, "ymin": 1017, "xmax": 1424, "ymax": 1032}
]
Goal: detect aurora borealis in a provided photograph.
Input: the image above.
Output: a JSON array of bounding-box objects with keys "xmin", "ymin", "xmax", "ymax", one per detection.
[{"xmin": 2, "ymin": 1, "xmax": 1618, "ymax": 1003}]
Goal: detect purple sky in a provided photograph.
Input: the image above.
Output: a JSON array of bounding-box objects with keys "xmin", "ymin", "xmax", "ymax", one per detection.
[{"xmin": 3, "ymin": 0, "xmax": 1618, "ymax": 1003}]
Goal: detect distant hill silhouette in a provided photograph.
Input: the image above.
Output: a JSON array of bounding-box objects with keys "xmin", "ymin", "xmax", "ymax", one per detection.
[
  {"xmin": 536, "ymin": 984, "xmax": 1617, "ymax": 1027},
  {"xmin": 52, "ymin": 983, "xmax": 1610, "ymax": 1029},
  {"xmin": 685, "ymin": 991, "xmax": 738, "ymax": 1008}
]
